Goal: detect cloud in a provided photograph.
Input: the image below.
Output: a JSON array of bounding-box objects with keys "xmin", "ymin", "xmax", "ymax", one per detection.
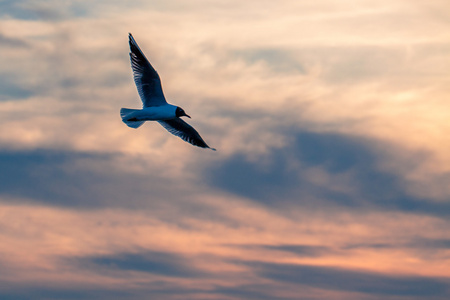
[
  {"xmin": 0, "ymin": 0, "xmax": 80, "ymax": 21},
  {"xmin": 232, "ymin": 48, "xmax": 306, "ymax": 73},
  {"xmin": 206, "ymin": 129, "xmax": 450, "ymax": 216},
  {"xmin": 0, "ymin": 288, "xmax": 137, "ymax": 300},
  {"xmin": 0, "ymin": 149, "xmax": 204, "ymax": 209},
  {"xmin": 0, "ymin": 0, "xmax": 450, "ymax": 299},
  {"xmin": 0, "ymin": 32, "xmax": 28, "ymax": 48},
  {"xmin": 77, "ymin": 251, "xmax": 206, "ymax": 278},
  {"xmin": 0, "ymin": 76, "xmax": 33, "ymax": 100},
  {"xmin": 0, "ymin": 201, "xmax": 449, "ymax": 299},
  {"xmin": 246, "ymin": 261, "xmax": 450, "ymax": 297}
]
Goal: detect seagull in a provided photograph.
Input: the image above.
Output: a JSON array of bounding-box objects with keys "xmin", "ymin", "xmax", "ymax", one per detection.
[{"xmin": 120, "ymin": 33, "xmax": 216, "ymax": 150}]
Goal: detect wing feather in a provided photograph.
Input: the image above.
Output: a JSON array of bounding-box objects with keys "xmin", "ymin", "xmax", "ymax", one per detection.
[
  {"xmin": 129, "ymin": 33, "xmax": 167, "ymax": 107},
  {"xmin": 158, "ymin": 119, "xmax": 215, "ymax": 150}
]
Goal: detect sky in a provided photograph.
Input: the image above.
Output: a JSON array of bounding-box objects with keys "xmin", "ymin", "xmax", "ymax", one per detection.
[{"xmin": 0, "ymin": 0, "xmax": 449, "ymax": 299}]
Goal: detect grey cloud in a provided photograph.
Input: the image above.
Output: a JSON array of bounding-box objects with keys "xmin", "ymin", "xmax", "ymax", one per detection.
[
  {"xmin": 211, "ymin": 284, "xmax": 293, "ymax": 300},
  {"xmin": 262, "ymin": 244, "xmax": 332, "ymax": 257},
  {"xmin": 0, "ymin": 0, "xmax": 32, "ymax": 20},
  {"xmin": 205, "ymin": 130, "xmax": 450, "ymax": 216},
  {"xmin": 0, "ymin": 150, "xmax": 184, "ymax": 209},
  {"xmin": 0, "ymin": 0, "xmax": 163, "ymax": 21},
  {"xmin": 0, "ymin": 149, "xmax": 245, "ymax": 228},
  {"xmin": 0, "ymin": 289, "xmax": 134, "ymax": 300},
  {"xmin": 0, "ymin": 76, "xmax": 33, "ymax": 100},
  {"xmin": 233, "ymin": 238, "xmax": 450, "ymax": 260},
  {"xmin": 77, "ymin": 251, "xmax": 205, "ymax": 278},
  {"xmin": 205, "ymin": 130, "xmax": 383, "ymax": 203},
  {"xmin": 414, "ymin": 238, "xmax": 450, "ymax": 249},
  {"xmin": 0, "ymin": 0, "xmax": 63, "ymax": 21},
  {"xmin": 245, "ymin": 261, "xmax": 450, "ymax": 298},
  {"xmin": 0, "ymin": 281, "xmax": 293, "ymax": 300},
  {"xmin": 0, "ymin": 283, "xmax": 210, "ymax": 300},
  {"xmin": 0, "ymin": 285, "xmax": 228, "ymax": 300},
  {"xmin": 231, "ymin": 243, "xmax": 333, "ymax": 258},
  {"xmin": 0, "ymin": 33, "xmax": 29, "ymax": 48},
  {"xmin": 344, "ymin": 239, "xmax": 450, "ymax": 251},
  {"xmin": 0, "ymin": 0, "xmax": 89, "ymax": 21}
]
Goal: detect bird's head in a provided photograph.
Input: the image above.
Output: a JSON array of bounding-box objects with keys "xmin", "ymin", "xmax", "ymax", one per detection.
[{"xmin": 175, "ymin": 107, "xmax": 191, "ymax": 118}]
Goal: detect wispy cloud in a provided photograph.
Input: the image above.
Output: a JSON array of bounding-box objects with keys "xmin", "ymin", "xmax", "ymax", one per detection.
[{"xmin": 246, "ymin": 261, "xmax": 450, "ymax": 297}]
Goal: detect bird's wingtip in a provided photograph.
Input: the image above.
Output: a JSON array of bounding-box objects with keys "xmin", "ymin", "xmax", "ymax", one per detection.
[
  {"xmin": 210, "ymin": 147, "xmax": 217, "ymax": 151},
  {"xmin": 128, "ymin": 33, "xmax": 137, "ymax": 47}
]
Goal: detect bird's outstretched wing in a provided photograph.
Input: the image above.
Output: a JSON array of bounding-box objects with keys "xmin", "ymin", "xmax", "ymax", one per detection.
[
  {"xmin": 158, "ymin": 119, "xmax": 216, "ymax": 150},
  {"xmin": 129, "ymin": 33, "xmax": 167, "ymax": 107}
]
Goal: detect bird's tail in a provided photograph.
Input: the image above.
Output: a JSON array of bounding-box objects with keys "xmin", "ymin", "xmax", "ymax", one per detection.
[{"xmin": 120, "ymin": 108, "xmax": 145, "ymax": 129}]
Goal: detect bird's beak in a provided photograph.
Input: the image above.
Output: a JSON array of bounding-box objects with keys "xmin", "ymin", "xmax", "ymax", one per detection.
[{"xmin": 185, "ymin": 113, "xmax": 191, "ymax": 118}]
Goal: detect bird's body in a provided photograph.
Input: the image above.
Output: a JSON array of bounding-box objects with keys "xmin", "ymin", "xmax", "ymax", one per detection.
[
  {"xmin": 121, "ymin": 105, "xmax": 177, "ymax": 122},
  {"xmin": 120, "ymin": 33, "xmax": 215, "ymax": 150}
]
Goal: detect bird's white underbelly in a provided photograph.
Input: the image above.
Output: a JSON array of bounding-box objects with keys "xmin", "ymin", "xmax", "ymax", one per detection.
[{"xmin": 133, "ymin": 105, "xmax": 177, "ymax": 121}]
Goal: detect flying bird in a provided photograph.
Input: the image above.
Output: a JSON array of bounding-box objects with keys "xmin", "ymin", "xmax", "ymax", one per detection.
[{"xmin": 120, "ymin": 33, "xmax": 215, "ymax": 150}]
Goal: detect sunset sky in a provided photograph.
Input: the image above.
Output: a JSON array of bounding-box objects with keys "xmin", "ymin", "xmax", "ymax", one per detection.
[{"xmin": 1, "ymin": 0, "xmax": 449, "ymax": 299}]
